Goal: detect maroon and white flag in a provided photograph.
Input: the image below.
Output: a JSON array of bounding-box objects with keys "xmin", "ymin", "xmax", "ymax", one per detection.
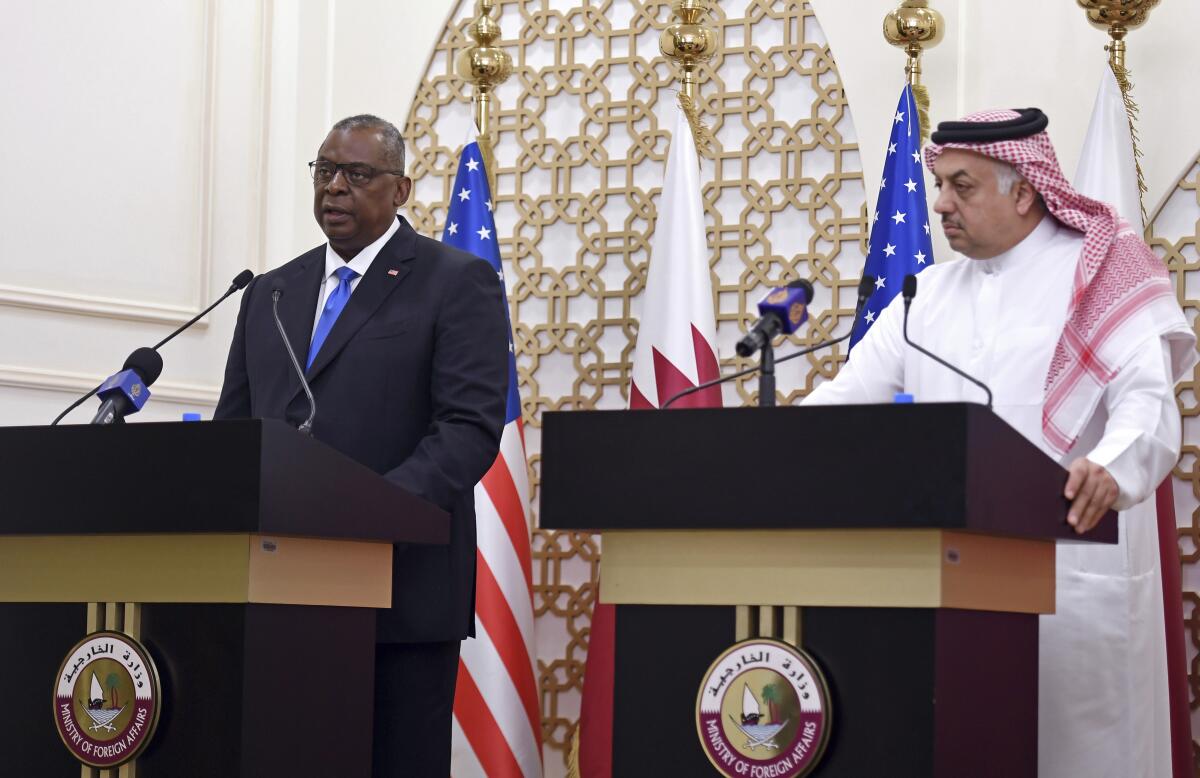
[
  {"xmin": 629, "ymin": 107, "xmax": 722, "ymax": 409},
  {"xmin": 575, "ymin": 105, "xmax": 723, "ymax": 778}
]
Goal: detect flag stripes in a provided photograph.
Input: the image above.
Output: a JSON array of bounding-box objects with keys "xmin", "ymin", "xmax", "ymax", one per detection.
[
  {"xmin": 453, "ymin": 660, "xmax": 526, "ymax": 777},
  {"xmin": 480, "ymin": 439, "xmax": 535, "ymax": 592},
  {"xmin": 443, "ymin": 138, "xmax": 543, "ymax": 777},
  {"xmin": 473, "ymin": 547, "xmax": 541, "ymax": 737}
]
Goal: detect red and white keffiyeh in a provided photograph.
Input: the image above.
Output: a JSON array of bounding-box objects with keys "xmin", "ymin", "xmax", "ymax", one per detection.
[{"xmin": 925, "ymin": 109, "xmax": 1194, "ymax": 456}]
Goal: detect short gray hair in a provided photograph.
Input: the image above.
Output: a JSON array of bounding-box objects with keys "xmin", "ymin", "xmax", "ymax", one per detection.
[
  {"xmin": 330, "ymin": 114, "xmax": 405, "ymax": 173},
  {"xmin": 993, "ymin": 160, "xmax": 1023, "ymax": 195}
]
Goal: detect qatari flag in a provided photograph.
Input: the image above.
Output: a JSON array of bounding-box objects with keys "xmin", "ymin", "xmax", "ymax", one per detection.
[
  {"xmin": 576, "ymin": 104, "xmax": 723, "ymax": 778},
  {"xmin": 628, "ymin": 107, "xmax": 722, "ymax": 409}
]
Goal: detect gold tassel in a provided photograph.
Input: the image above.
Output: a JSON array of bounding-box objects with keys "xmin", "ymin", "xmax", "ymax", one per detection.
[
  {"xmin": 1109, "ymin": 60, "xmax": 1149, "ymax": 228},
  {"xmin": 911, "ymin": 81, "xmax": 931, "ymax": 147},
  {"xmin": 677, "ymin": 91, "xmax": 715, "ymax": 158},
  {"xmin": 566, "ymin": 725, "xmax": 582, "ymax": 778}
]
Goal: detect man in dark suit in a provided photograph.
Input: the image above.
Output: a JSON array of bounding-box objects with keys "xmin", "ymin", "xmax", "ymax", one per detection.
[{"xmin": 214, "ymin": 114, "xmax": 509, "ymax": 775}]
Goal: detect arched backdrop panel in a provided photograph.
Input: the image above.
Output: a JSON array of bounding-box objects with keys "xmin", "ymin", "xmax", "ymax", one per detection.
[{"xmin": 406, "ymin": 0, "xmax": 866, "ymax": 770}]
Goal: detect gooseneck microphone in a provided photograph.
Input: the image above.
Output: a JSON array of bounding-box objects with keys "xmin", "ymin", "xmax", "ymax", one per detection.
[
  {"xmin": 271, "ymin": 278, "xmax": 317, "ymax": 436},
  {"xmin": 662, "ymin": 275, "xmax": 876, "ymax": 409},
  {"xmin": 89, "ymin": 348, "xmax": 164, "ymax": 424},
  {"xmin": 51, "ymin": 269, "xmax": 256, "ymax": 425},
  {"xmin": 901, "ymin": 274, "xmax": 994, "ymax": 408}
]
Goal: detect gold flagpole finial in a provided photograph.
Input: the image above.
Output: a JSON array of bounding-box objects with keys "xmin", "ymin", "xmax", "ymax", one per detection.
[
  {"xmin": 1076, "ymin": 0, "xmax": 1159, "ymax": 226},
  {"xmin": 1076, "ymin": 0, "xmax": 1159, "ymax": 71},
  {"xmin": 456, "ymin": 0, "xmax": 512, "ymax": 139},
  {"xmin": 883, "ymin": 0, "xmax": 943, "ymax": 145},
  {"xmin": 660, "ymin": 0, "xmax": 718, "ymax": 155}
]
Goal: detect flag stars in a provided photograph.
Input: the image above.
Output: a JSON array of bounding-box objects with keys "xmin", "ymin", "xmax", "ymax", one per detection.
[
  {"xmin": 486, "ymin": 199, "xmax": 494, "ymax": 212},
  {"xmin": 923, "ymin": 222, "xmax": 930, "ymax": 235},
  {"xmin": 875, "ymin": 276, "xmax": 887, "ymax": 289},
  {"xmin": 904, "ymin": 179, "xmax": 917, "ymax": 193},
  {"xmin": 880, "ymin": 177, "xmax": 886, "ymax": 189},
  {"xmin": 457, "ymin": 188, "xmax": 471, "ymax": 202},
  {"xmin": 465, "ymin": 157, "xmax": 480, "ymax": 172},
  {"xmin": 883, "ymin": 243, "xmax": 896, "ymax": 257},
  {"xmin": 872, "ymin": 210, "xmax": 879, "ymax": 224},
  {"xmin": 447, "ymin": 222, "xmax": 458, "ymax": 236},
  {"xmin": 915, "ymin": 250, "xmax": 927, "ymax": 265},
  {"xmin": 865, "ymin": 310, "xmax": 876, "ymax": 324},
  {"xmin": 891, "ymin": 210, "xmax": 907, "ymax": 225},
  {"xmin": 894, "ymin": 111, "xmax": 905, "ymax": 124},
  {"xmin": 477, "ymin": 225, "xmax": 492, "ymax": 240},
  {"xmin": 888, "ymin": 142, "xmax": 897, "ymax": 155}
]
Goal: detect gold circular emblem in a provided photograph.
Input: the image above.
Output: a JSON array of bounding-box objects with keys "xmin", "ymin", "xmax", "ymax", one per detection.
[
  {"xmin": 53, "ymin": 631, "xmax": 162, "ymax": 769},
  {"xmin": 765, "ymin": 289, "xmax": 789, "ymax": 305},
  {"xmin": 696, "ymin": 638, "xmax": 832, "ymax": 778},
  {"xmin": 788, "ymin": 301, "xmax": 806, "ymax": 326}
]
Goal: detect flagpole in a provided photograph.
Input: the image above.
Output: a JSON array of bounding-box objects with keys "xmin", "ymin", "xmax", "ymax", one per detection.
[
  {"xmin": 1076, "ymin": 0, "xmax": 1159, "ymax": 226},
  {"xmin": 883, "ymin": 1, "xmax": 943, "ymax": 146},
  {"xmin": 457, "ymin": 0, "xmax": 512, "ymax": 192},
  {"xmin": 660, "ymin": 0, "xmax": 717, "ymax": 156}
]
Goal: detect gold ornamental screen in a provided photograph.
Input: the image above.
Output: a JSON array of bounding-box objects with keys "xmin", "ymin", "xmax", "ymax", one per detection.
[
  {"xmin": 404, "ymin": 0, "xmax": 867, "ymax": 767},
  {"xmin": 1147, "ymin": 152, "xmax": 1200, "ymax": 735}
]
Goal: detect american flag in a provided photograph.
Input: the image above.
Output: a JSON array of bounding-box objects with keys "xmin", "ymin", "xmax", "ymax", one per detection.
[
  {"xmin": 852, "ymin": 85, "xmax": 935, "ymax": 347},
  {"xmin": 444, "ymin": 140, "xmax": 543, "ymax": 778}
]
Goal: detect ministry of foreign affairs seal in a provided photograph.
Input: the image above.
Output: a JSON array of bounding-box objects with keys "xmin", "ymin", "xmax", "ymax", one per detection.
[
  {"xmin": 696, "ymin": 638, "xmax": 831, "ymax": 778},
  {"xmin": 53, "ymin": 631, "xmax": 161, "ymax": 769}
]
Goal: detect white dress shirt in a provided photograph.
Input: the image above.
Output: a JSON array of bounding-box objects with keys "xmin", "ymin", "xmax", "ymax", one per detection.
[{"xmin": 311, "ymin": 217, "xmax": 400, "ymax": 340}]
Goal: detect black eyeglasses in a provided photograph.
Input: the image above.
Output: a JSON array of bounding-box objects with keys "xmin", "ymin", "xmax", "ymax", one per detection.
[{"xmin": 308, "ymin": 160, "xmax": 404, "ymax": 187}]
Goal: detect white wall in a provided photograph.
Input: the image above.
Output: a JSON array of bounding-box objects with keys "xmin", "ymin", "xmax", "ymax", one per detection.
[
  {"xmin": 0, "ymin": 0, "xmax": 455, "ymax": 426},
  {"xmin": 1, "ymin": 0, "xmax": 1197, "ymax": 425}
]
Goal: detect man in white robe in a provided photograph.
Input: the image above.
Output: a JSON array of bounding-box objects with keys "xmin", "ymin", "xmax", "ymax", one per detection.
[{"xmin": 805, "ymin": 108, "xmax": 1195, "ymax": 778}]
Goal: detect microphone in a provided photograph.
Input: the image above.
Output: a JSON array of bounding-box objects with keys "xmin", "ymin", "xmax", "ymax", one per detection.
[
  {"xmin": 89, "ymin": 348, "xmax": 164, "ymax": 424},
  {"xmin": 661, "ymin": 275, "xmax": 875, "ymax": 409},
  {"xmin": 901, "ymin": 274, "xmax": 994, "ymax": 407},
  {"xmin": 736, "ymin": 279, "xmax": 815, "ymax": 358},
  {"xmin": 270, "ymin": 278, "xmax": 317, "ymax": 436},
  {"xmin": 51, "ymin": 269, "xmax": 255, "ymax": 425}
]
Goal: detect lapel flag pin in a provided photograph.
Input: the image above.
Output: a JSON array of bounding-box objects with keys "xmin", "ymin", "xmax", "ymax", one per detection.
[{"xmin": 387, "ymin": 269, "xmax": 399, "ymax": 277}]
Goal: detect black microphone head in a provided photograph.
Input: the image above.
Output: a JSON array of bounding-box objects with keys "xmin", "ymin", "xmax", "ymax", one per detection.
[
  {"xmin": 123, "ymin": 347, "xmax": 164, "ymax": 386},
  {"xmin": 786, "ymin": 278, "xmax": 815, "ymax": 304},
  {"xmin": 271, "ymin": 275, "xmax": 287, "ymax": 299},
  {"xmin": 857, "ymin": 275, "xmax": 876, "ymax": 300},
  {"xmin": 231, "ymin": 269, "xmax": 254, "ymax": 290},
  {"xmin": 903, "ymin": 274, "xmax": 918, "ymax": 300}
]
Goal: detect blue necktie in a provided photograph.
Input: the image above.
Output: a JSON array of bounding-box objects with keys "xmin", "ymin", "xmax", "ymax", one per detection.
[{"xmin": 307, "ymin": 265, "xmax": 359, "ymax": 369}]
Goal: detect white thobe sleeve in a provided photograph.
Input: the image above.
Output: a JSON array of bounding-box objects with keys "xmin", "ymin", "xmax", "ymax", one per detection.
[
  {"xmin": 803, "ymin": 296, "xmax": 906, "ymax": 405},
  {"xmin": 1082, "ymin": 339, "xmax": 1181, "ymax": 510}
]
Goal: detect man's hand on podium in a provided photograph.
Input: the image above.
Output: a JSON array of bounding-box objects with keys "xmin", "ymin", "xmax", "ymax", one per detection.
[{"xmin": 1063, "ymin": 458, "xmax": 1119, "ymax": 534}]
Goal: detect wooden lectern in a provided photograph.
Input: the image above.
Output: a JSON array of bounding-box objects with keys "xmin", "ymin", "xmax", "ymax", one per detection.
[
  {"xmin": 0, "ymin": 419, "xmax": 447, "ymax": 777},
  {"xmin": 540, "ymin": 403, "xmax": 1115, "ymax": 778}
]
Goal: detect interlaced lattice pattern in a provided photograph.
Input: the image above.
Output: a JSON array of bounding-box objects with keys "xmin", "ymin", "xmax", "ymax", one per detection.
[
  {"xmin": 1145, "ymin": 154, "xmax": 1200, "ymax": 747},
  {"xmin": 405, "ymin": 1, "xmax": 866, "ymax": 770}
]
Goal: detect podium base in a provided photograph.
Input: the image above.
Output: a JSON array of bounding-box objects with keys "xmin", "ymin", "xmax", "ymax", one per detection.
[
  {"xmin": 2, "ymin": 603, "xmax": 376, "ymax": 777},
  {"xmin": 611, "ymin": 604, "xmax": 1037, "ymax": 778}
]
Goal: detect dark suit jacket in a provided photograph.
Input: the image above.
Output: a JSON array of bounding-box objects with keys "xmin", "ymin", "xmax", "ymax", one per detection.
[{"xmin": 214, "ymin": 215, "xmax": 509, "ymax": 644}]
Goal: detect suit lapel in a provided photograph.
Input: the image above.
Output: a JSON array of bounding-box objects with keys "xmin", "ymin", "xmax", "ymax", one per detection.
[
  {"xmin": 304, "ymin": 217, "xmax": 417, "ymax": 383},
  {"xmin": 278, "ymin": 250, "xmax": 325, "ymax": 382}
]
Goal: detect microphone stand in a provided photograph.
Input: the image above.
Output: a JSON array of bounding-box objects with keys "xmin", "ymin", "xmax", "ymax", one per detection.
[
  {"xmin": 662, "ymin": 276, "xmax": 875, "ymax": 410},
  {"xmin": 758, "ymin": 340, "xmax": 776, "ymax": 408}
]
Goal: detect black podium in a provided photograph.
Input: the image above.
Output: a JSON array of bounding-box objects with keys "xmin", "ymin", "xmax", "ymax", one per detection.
[
  {"xmin": 540, "ymin": 403, "xmax": 1115, "ymax": 778},
  {"xmin": 0, "ymin": 419, "xmax": 447, "ymax": 777}
]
